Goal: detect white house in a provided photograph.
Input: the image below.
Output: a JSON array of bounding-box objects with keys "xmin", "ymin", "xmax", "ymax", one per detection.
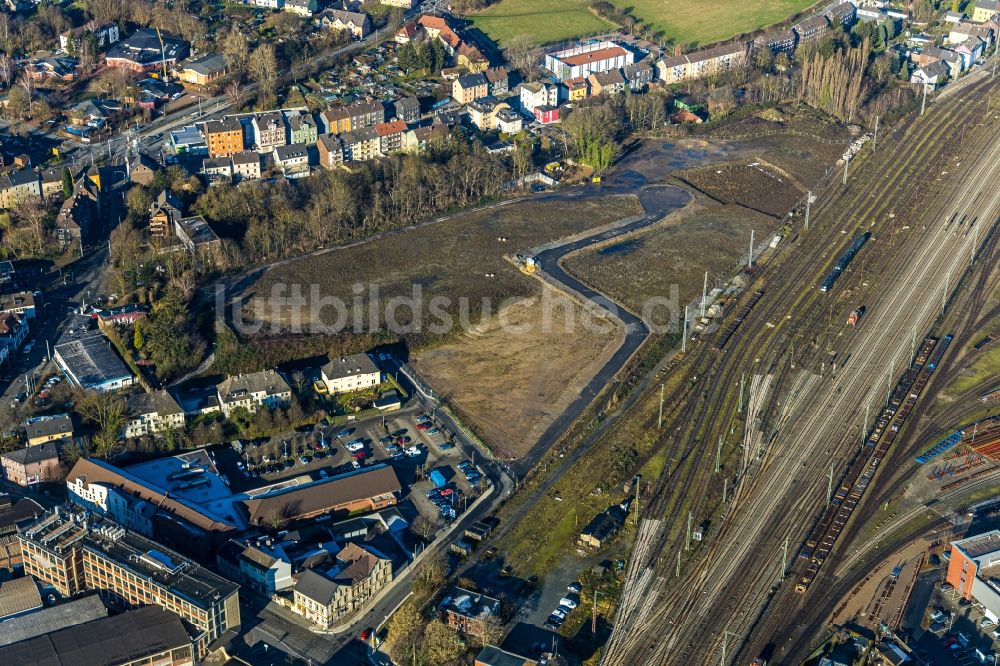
[
  {"xmin": 122, "ymin": 390, "xmax": 186, "ymax": 439},
  {"xmin": 519, "ymin": 82, "xmax": 558, "ymax": 118},
  {"xmin": 911, "ymin": 60, "xmax": 950, "ymax": 90},
  {"xmin": 217, "ymin": 370, "xmax": 292, "ymax": 416},
  {"xmin": 320, "ymin": 353, "xmax": 381, "ymax": 394}
]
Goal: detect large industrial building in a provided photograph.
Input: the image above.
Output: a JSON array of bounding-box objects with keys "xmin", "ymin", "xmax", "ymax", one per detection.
[
  {"xmin": 53, "ymin": 331, "xmax": 134, "ymax": 392},
  {"xmin": 946, "ymin": 529, "xmax": 1000, "ymax": 621},
  {"xmin": 18, "ymin": 508, "xmax": 240, "ymax": 658},
  {"xmin": 544, "ymin": 41, "xmax": 635, "ymax": 82}
]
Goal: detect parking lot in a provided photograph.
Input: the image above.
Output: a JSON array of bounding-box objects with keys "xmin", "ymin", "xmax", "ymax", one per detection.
[
  {"xmin": 213, "ymin": 402, "xmax": 487, "ymax": 528},
  {"xmin": 911, "ymin": 578, "xmax": 1000, "ymax": 665}
]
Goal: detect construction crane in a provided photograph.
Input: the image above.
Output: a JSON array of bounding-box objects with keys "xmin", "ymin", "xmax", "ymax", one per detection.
[{"xmin": 156, "ymin": 28, "xmax": 168, "ymax": 81}]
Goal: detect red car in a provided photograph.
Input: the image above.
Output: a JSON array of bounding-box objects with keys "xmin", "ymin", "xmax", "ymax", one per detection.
[
  {"xmin": 352, "ymin": 450, "xmax": 367, "ymax": 460},
  {"xmin": 416, "ymin": 423, "xmax": 430, "ymax": 431},
  {"xmin": 360, "ymin": 628, "xmax": 371, "ymax": 641},
  {"xmin": 439, "ymin": 488, "xmax": 453, "ymax": 496}
]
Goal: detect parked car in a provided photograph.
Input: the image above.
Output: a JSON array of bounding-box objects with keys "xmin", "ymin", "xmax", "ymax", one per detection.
[
  {"xmin": 551, "ymin": 608, "xmax": 567, "ymax": 620},
  {"xmin": 336, "ymin": 429, "xmax": 353, "ymax": 438},
  {"xmin": 299, "ymin": 456, "xmax": 312, "ymax": 465},
  {"xmin": 560, "ymin": 595, "xmax": 579, "ymax": 610},
  {"xmin": 346, "ymin": 442, "xmax": 365, "ymax": 453},
  {"xmin": 352, "ymin": 450, "xmax": 367, "ymax": 461},
  {"xmin": 567, "ymin": 582, "xmax": 582, "ymax": 594},
  {"xmin": 415, "ymin": 415, "xmax": 430, "ymax": 424},
  {"xmin": 440, "ymin": 442, "xmax": 455, "ymax": 451},
  {"xmin": 416, "ymin": 423, "xmax": 430, "ymax": 431},
  {"xmin": 405, "ymin": 446, "xmax": 420, "ymax": 457}
]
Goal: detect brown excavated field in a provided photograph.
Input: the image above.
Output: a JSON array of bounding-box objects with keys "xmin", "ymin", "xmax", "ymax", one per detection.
[
  {"xmin": 563, "ymin": 200, "xmax": 779, "ymax": 326},
  {"xmin": 679, "ymin": 159, "xmax": 805, "ymax": 218},
  {"xmin": 412, "ymin": 290, "xmax": 624, "ymax": 460}
]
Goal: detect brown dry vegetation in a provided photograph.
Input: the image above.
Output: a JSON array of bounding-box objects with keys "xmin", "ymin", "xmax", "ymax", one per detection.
[
  {"xmin": 247, "ymin": 195, "xmax": 642, "ymax": 348},
  {"xmin": 679, "ymin": 161, "xmax": 804, "ymax": 218},
  {"xmin": 412, "ymin": 291, "xmax": 624, "ymax": 459},
  {"xmin": 562, "ymin": 200, "xmax": 780, "ymax": 326}
]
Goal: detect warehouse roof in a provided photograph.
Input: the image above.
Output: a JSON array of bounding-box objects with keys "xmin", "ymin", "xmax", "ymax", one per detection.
[
  {"xmin": 243, "ymin": 464, "xmax": 401, "ymax": 526},
  {"xmin": 558, "ymin": 46, "xmax": 627, "ymax": 67},
  {"xmin": 0, "ymin": 605, "xmax": 191, "ymax": 665},
  {"xmin": 54, "ymin": 333, "xmax": 132, "ymax": 390},
  {"xmin": 0, "ymin": 594, "xmax": 107, "ymax": 647},
  {"xmin": 0, "ymin": 576, "xmax": 42, "ymax": 620}
]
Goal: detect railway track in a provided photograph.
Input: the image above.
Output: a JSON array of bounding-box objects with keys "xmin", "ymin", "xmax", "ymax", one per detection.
[{"xmin": 602, "ymin": 73, "xmax": 1000, "ymax": 665}]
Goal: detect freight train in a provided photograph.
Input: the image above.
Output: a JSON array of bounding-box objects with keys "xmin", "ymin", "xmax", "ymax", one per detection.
[{"xmin": 820, "ymin": 232, "xmax": 871, "ymax": 293}]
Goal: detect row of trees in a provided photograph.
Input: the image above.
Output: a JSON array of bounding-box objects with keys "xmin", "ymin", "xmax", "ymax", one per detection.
[
  {"xmin": 190, "ymin": 136, "xmax": 513, "ymax": 264},
  {"xmin": 397, "ymin": 39, "xmax": 448, "ymax": 76}
]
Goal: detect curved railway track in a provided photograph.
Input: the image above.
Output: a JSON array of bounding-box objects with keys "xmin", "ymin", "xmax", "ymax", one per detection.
[{"xmin": 603, "ymin": 73, "xmax": 1000, "ymax": 665}]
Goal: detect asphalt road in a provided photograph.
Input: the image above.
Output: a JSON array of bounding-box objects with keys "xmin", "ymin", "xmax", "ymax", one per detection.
[{"xmin": 516, "ymin": 184, "xmax": 691, "ymax": 474}]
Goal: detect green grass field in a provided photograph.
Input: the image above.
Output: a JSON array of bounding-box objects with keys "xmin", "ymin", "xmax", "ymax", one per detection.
[
  {"xmin": 470, "ymin": 0, "xmax": 818, "ymax": 47},
  {"xmin": 470, "ymin": 0, "xmax": 613, "ymax": 46}
]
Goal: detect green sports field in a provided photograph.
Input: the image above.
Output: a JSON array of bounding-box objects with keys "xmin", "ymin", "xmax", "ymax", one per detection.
[{"xmin": 470, "ymin": 0, "xmax": 819, "ymax": 47}]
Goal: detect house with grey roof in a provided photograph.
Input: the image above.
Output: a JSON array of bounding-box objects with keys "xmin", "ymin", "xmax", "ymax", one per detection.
[
  {"xmin": 122, "ymin": 390, "xmax": 185, "ymax": 439},
  {"xmin": 216, "ymin": 369, "xmax": 292, "ymax": 416}
]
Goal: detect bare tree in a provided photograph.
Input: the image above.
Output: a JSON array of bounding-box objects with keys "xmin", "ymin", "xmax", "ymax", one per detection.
[
  {"xmin": 78, "ymin": 391, "xmax": 126, "ymax": 457},
  {"xmin": 503, "ymin": 33, "xmax": 539, "ymax": 77},
  {"xmin": 0, "ymin": 55, "xmax": 15, "ymax": 89},
  {"xmin": 221, "ymin": 27, "xmax": 249, "ymax": 73},
  {"xmin": 248, "ymin": 44, "xmax": 277, "ymax": 108}
]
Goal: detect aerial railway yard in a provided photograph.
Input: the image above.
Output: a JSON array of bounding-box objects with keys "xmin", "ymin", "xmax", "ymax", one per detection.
[{"xmin": 602, "ymin": 71, "xmax": 1000, "ymax": 665}]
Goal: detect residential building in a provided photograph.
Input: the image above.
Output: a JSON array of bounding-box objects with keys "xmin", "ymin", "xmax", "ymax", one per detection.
[
  {"xmin": 341, "ymin": 126, "xmax": 382, "ymax": 161},
  {"xmin": 656, "ymin": 42, "xmax": 748, "ymax": 84},
  {"xmin": 1, "ymin": 443, "xmax": 60, "ymax": 486},
  {"xmin": 248, "ymin": 0, "xmax": 283, "ymax": 8},
  {"xmin": 55, "ymin": 186, "xmax": 95, "ymax": 251},
  {"xmin": 106, "ymin": 29, "xmax": 190, "ymax": 73},
  {"xmin": 200, "ymin": 117, "xmax": 244, "ymax": 158},
  {"xmin": 275, "ymin": 143, "xmax": 311, "ymax": 179},
  {"xmin": 534, "ymin": 105, "xmax": 560, "ymax": 125},
  {"xmin": 418, "ymin": 15, "xmax": 462, "ymax": 54},
  {"xmin": 394, "ymin": 22, "xmax": 420, "ymax": 43},
  {"xmin": 24, "ymin": 414, "xmax": 73, "ymax": 446},
  {"xmin": 177, "ymin": 52, "xmax": 228, "ymax": 85},
  {"xmin": 793, "ymin": 14, "xmax": 830, "ymax": 42},
  {"xmin": 288, "ymin": 111, "xmax": 319, "ymax": 145},
  {"xmin": 404, "ymin": 124, "xmax": 449, "ymax": 152},
  {"xmin": 252, "ymin": 112, "xmax": 288, "ymax": 153},
  {"xmin": 974, "ymin": 0, "xmax": 1000, "ymax": 22},
  {"xmin": 381, "ymin": 0, "xmax": 416, "ymax": 8},
  {"xmin": 754, "ymin": 28, "xmax": 797, "ymax": 54},
  {"xmin": 467, "ymin": 97, "xmax": 511, "ymax": 131},
  {"xmin": 545, "ymin": 40, "xmax": 634, "ymax": 81},
  {"xmin": 96, "ymin": 304, "xmax": 148, "ymax": 330},
  {"xmin": 54, "ymin": 333, "xmax": 134, "ymax": 392},
  {"xmin": 0, "ymin": 605, "xmax": 195, "ymax": 666},
  {"xmin": 373, "ymin": 119, "xmax": 407, "ymax": 154},
  {"xmin": 59, "ymin": 23, "xmax": 119, "ymax": 53},
  {"xmin": 563, "ymin": 76, "xmax": 589, "ymax": 100},
  {"xmin": 216, "ymin": 369, "xmax": 292, "ymax": 416},
  {"xmin": 122, "ymin": 390, "xmax": 185, "ymax": 439},
  {"xmin": 321, "ymin": 100, "xmax": 385, "ymax": 134},
  {"xmin": 129, "ymin": 153, "xmax": 157, "ymax": 186},
  {"xmin": 394, "ymin": 96, "xmax": 421, "ymax": 123},
  {"xmin": 588, "ymin": 68, "xmax": 627, "ymax": 96},
  {"xmin": 318, "ymin": 9, "xmax": 372, "ymax": 38},
  {"xmin": 285, "ymin": 0, "xmax": 317, "ymax": 15},
  {"xmin": 0, "ymin": 291, "xmax": 36, "ymax": 320},
  {"xmin": 484, "ymin": 66, "xmax": 509, "ymax": 95},
  {"xmin": 149, "ymin": 190, "xmax": 183, "ymax": 237},
  {"xmin": 495, "ymin": 108, "xmax": 524, "ymax": 134},
  {"xmin": 217, "ymin": 536, "xmax": 293, "ymax": 595},
  {"xmin": 0, "ymin": 261, "xmax": 14, "ymax": 286},
  {"xmin": 318, "ymin": 133, "xmax": 345, "ymax": 169},
  {"xmin": 19, "ymin": 510, "xmax": 240, "ymax": 658},
  {"xmin": 914, "ymin": 46, "xmax": 964, "ymax": 77},
  {"xmin": 911, "ymin": 60, "xmax": 950, "ymax": 90},
  {"xmin": 624, "ymin": 61, "xmax": 654, "ymax": 91},
  {"xmin": 826, "ymin": 1, "xmax": 857, "ymax": 29},
  {"xmin": 231, "ymin": 151, "xmax": 262, "ymax": 181},
  {"xmin": 439, "ymin": 586, "xmax": 501, "ymax": 638},
  {"xmin": 203, "ymin": 156, "xmax": 233, "ymax": 182},
  {"xmin": 0, "ymin": 169, "xmax": 41, "ymax": 209},
  {"xmin": 175, "ymin": 216, "xmax": 221, "ymax": 258},
  {"xmin": 0, "ymin": 495, "xmax": 43, "ymax": 569},
  {"xmin": 519, "ymin": 81, "xmax": 558, "ymax": 117},
  {"xmin": 320, "ymin": 353, "xmax": 381, "ymax": 394},
  {"xmin": 291, "ymin": 542, "xmax": 393, "ymax": 627},
  {"xmin": 242, "ymin": 464, "xmax": 402, "ymax": 526},
  {"xmin": 453, "ymin": 72, "xmax": 489, "ymax": 104},
  {"xmin": 25, "ymin": 57, "xmax": 78, "ymax": 82},
  {"xmin": 457, "ymin": 42, "xmax": 489, "ymax": 73},
  {"xmin": 0, "ymin": 312, "xmax": 27, "ymax": 350}
]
